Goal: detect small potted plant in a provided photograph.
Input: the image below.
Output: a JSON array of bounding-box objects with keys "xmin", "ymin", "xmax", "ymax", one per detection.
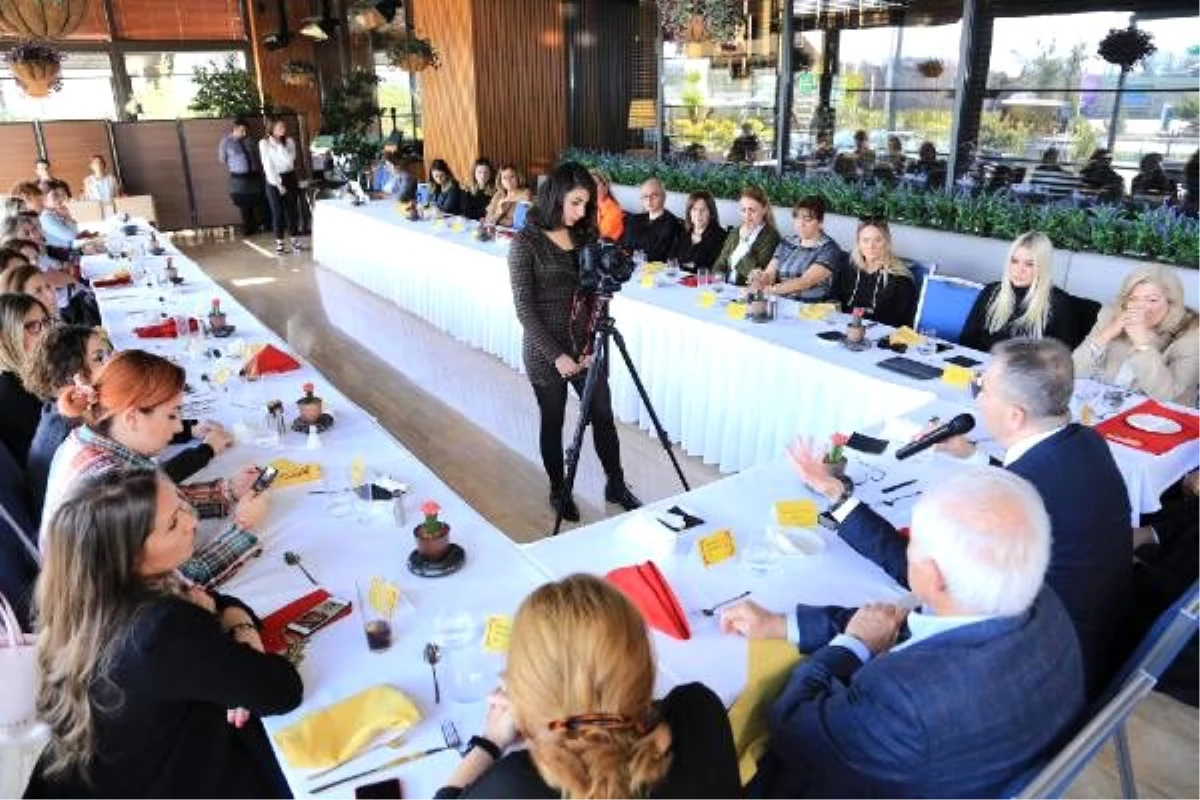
[
  {"xmin": 824, "ymin": 433, "xmax": 849, "ymax": 478},
  {"xmin": 844, "ymin": 307, "xmax": 867, "ymax": 348},
  {"xmin": 916, "ymin": 58, "xmax": 944, "ymax": 79},
  {"xmin": 164, "ymin": 256, "xmax": 179, "ymax": 283},
  {"xmin": 281, "ymin": 60, "xmax": 317, "ymax": 88},
  {"xmin": 414, "ymin": 500, "xmax": 451, "ymax": 561},
  {"xmin": 296, "ymin": 382, "xmax": 323, "ymax": 425},
  {"xmin": 5, "ymin": 40, "xmax": 63, "ymax": 98},
  {"xmin": 207, "ymin": 298, "xmax": 226, "ymax": 331},
  {"xmin": 385, "ymin": 32, "xmax": 441, "ymax": 72}
]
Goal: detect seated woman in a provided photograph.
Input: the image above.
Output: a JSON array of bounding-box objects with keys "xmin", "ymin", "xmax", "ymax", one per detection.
[
  {"xmin": 462, "ymin": 158, "xmax": 496, "ymax": 220},
  {"xmin": 435, "ymin": 574, "xmax": 740, "ymax": 799},
  {"xmin": 375, "ymin": 154, "xmax": 417, "ymax": 202},
  {"xmin": 26, "ymin": 469, "xmax": 302, "ymax": 798},
  {"xmin": 429, "ymin": 158, "xmax": 465, "ymax": 217},
  {"xmin": 0, "ymin": 293, "xmax": 55, "ymax": 465},
  {"xmin": 9, "ymin": 181, "xmax": 44, "ymax": 214},
  {"xmin": 589, "ymin": 169, "xmax": 624, "ymax": 241},
  {"xmin": 43, "ymin": 349, "xmax": 264, "ymax": 536},
  {"xmin": 832, "ymin": 218, "xmax": 917, "ymax": 327},
  {"xmin": 81, "ymin": 155, "xmax": 120, "ymax": 202},
  {"xmin": 712, "ymin": 186, "xmax": 780, "ymax": 286},
  {"xmin": 484, "ymin": 165, "xmax": 533, "ymax": 228},
  {"xmin": 1073, "ymin": 264, "xmax": 1199, "ymax": 407},
  {"xmin": 753, "ymin": 195, "xmax": 843, "ymax": 301},
  {"xmin": 1131, "ymin": 152, "xmax": 1176, "ymax": 197},
  {"xmin": 1, "ymin": 259, "xmax": 99, "ymax": 328},
  {"xmin": 960, "ymin": 231, "xmax": 1080, "ymax": 351},
  {"xmin": 1078, "ymin": 148, "xmax": 1125, "ymax": 202},
  {"xmin": 38, "ymin": 185, "xmax": 82, "ymax": 251},
  {"xmin": 0, "ymin": 246, "xmax": 29, "ymax": 274},
  {"xmin": 671, "ymin": 191, "xmax": 724, "ymax": 273}
]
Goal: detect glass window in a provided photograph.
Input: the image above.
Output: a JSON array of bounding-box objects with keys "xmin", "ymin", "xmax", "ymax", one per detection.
[
  {"xmin": 0, "ymin": 50, "xmax": 115, "ymax": 121},
  {"xmin": 126, "ymin": 50, "xmax": 247, "ymax": 120},
  {"xmin": 373, "ymin": 51, "xmax": 422, "ymax": 143}
]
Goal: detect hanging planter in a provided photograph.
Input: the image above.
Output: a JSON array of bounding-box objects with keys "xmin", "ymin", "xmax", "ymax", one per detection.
[
  {"xmin": 656, "ymin": 0, "xmax": 742, "ymax": 45},
  {"xmin": 281, "ymin": 60, "xmax": 317, "ymax": 88},
  {"xmin": 1098, "ymin": 25, "xmax": 1156, "ymax": 72},
  {"xmin": 0, "ymin": 0, "xmax": 90, "ymax": 39},
  {"xmin": 916, "ymin": 58, "xmax": 944, "ymax": 79},
  {"xmin": 5, "ymin": 40, "xmax": 63, "ymax": 98},
  {"xmin": 385, "ymin": 32, "xmax": 440, "ymax": 72}
]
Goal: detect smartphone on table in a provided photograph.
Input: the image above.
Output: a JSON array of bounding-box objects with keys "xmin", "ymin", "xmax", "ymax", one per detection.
[{"xmin": 285, "ymin": 596, "xmax": 352, "ymax": 638}]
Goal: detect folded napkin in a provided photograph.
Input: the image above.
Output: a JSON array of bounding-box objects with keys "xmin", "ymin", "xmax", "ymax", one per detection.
[
  {"xmin": 92, "ymin": 272, "xmax": 132, "ymax": 288},
  {"xmin": 274, "ymin": 684, "xmax": 422, "ymax": 770},
  {"xmin": 679, "ymin": 274, "xmax": 698, "ymax": 287},
  {"xmin": 133, "ymin": 317, "xmax": 199, "ymax": 338},
  {"xmin": 244, "ymin": 343, "xmax": 301, "ymax": 375},
  {"xmin": 890, "ymin": 325, "xmax": 924, "ymax": 346},
  {"xmin": 727, "ymin": 639, "xmax": 803, "ymax": 784},
  {"xmin": 798, "ymin": 302, "xmax": 835, "ymax": 321},
  {"xmin": 1094, "ymin": 399, "xmax": 1199, "ymax": 456},
  {"xmin": 606, "ymin": 561, "xmax": 690, "ymax": 640},
  {"xmin": 267, "ymin": 457, "xmax": 322, "ymax": 488}
]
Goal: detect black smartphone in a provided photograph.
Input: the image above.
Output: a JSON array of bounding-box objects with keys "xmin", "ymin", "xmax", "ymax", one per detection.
[
  {"xmin": 355, "ymin": 778, "xmax": 403, "ymax": 799},
  {"xmin": 250, "ymin": 465, "xmax": 279, "ymax": 494},
  {"xmin": 285, "ymin": 596, "xmax": 352, "ymax": 637},
  {"xmin": 816, "ymin": 330, "xmax": 844, "ymax": 342},
  {"xmin": 945, "ymin": 354, "xmax": 982, "ymax": 368}
]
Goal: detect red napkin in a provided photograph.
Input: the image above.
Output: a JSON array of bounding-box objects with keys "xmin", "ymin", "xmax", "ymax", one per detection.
[
  {"xmin": 606, "ymin": 561, "xmax": 691, "ymax": 640},
  {"xmin": 679, "ymin": 274, "xmax": 698, "ymax": 287},
  {"xmin": 260, "ymin": 589, "xmax": 352, "ymax": 653},
  {"xmin": 92, "ymin": 273, "xmax": 133, "ymax": 288},
  {"xmin": 245, "ymin": 344, "xmax": 301, "ymax": 375},
  {"xmin": 1094, "ymin": 399, "xmax": 1199, "ymax": 456},
  {"xmin": 133, "ymin": 317, "xmax": 199, "ymax": 338}
]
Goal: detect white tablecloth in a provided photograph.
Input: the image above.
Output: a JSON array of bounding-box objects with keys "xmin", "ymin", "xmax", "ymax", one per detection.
[{"xmin": 82, "ymin": 228, "xmax": 553, "ymax": 800}]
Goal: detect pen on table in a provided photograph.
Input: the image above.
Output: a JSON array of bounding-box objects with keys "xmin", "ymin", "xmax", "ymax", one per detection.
[{"xmin": 881, "ymin": 478, "xmax": 917, "ymax": 494}]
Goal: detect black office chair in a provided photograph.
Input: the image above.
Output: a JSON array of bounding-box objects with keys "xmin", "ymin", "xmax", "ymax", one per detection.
[
  {"xmin": 0, "ymin": 443, "xmax": 40, "ymax": 630},
  {"xmin": 1067, "ymin": 294, "xmax": 1102, "ymax": 349}
]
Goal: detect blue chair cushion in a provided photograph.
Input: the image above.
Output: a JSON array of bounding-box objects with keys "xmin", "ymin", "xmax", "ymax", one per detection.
[{"xmin": 914, "ymin": 274, "xmax": 984, "ymax": 344}]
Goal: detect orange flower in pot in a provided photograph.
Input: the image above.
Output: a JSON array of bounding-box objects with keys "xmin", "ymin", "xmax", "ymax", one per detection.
[
  {"xmin": 414, "ymin": 500, "xmax": 451, "ymax": 561},
  {"xmin": 296, "ymin": 382, "xmax": 323, "ymax": 425},
  {"xmin": 207, "ymin": 298, "xmax": 226, "ymax": 331},
  {"xmin": 824, "ymin": 432, "xmax": 849, "ymax": 478}
]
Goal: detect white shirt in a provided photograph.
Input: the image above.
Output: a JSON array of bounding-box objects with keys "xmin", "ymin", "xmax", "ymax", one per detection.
[
  {"xmin": 83, "ymin": 174, "xmax": 119, "ymax": 201},
  {"xmin": 259, "ymin": 137, "xmax": 297, "ymax": 188},
  {"xmin": 728, "ymin": 224, "xmax": 764, "ymax": 269},
  {"xmin": 792, "ymin": 607, "xmax": 993, "ymax": 662}
]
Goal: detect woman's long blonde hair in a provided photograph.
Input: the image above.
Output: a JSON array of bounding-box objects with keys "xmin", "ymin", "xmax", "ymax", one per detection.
[
  {"xmin": 505, "ymin": 574, "xmax": 672, "ymax": 798},
  {"xmin": 35, "ymin": 470, "xmax": 168, "ymax": 783},
  {"xmin": 985, "ymin": 231, "xmax": 1056, "ymax": 337},
  {"xmin": 850, "ymin": 219, "xmax": 910, "ymax": 283},
  {"xmin": 1115, "ymin": 263, "xmax": 1197, "ymax": 341},
  {"xmin": 0, "ymin": 291, "xmax": 47, "ymax": 373}
]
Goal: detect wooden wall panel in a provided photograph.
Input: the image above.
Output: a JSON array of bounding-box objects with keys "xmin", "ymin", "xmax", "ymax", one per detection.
[
  {"xmin": 246, "ymin": 0, "xmax": 321, "ymax": 137},
  {"xmin": 111, "ymin": 0, "xmax": 244, "ymax": 40},
  {"xmin": 111, "ymin": 122, "xmax": 191, "ymax": 230},
  {"xmin": 413, "ymin": 0, "xmax": 479, "ymax": 182},
  {"xmin": 180, "ymin": 118, "xmax": 245, "ymax": 229},
  {"xmin": 0, "ymin": 124, "xmax": 38, "ymax": 194},
  {"xmin": 473, "ymin": 0, "xmax": 567, "ymax": 179},
  {"xmin": 40, "ymin": 121, "xmax": 114, "ymax": 198}
]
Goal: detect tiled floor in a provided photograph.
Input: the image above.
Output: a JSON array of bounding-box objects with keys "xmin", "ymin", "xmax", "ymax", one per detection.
[{"xmin": 183, "ymin": 233, "xmax": 1198, "ymax": 799}]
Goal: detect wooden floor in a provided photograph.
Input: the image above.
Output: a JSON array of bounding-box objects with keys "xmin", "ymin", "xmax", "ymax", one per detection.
[{"xmin": 182, "ymin": 233, "xmax": 1198, "ymax": 799}]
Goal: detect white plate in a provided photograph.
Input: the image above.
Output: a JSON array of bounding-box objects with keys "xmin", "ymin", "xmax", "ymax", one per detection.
[
  {"xmin": 1125, "ymin": 413, "xmax": 1182, "ymax": 435},
  {"xmin": 769, "ymin": 525, "xmax": 826, "ymax": 557}
]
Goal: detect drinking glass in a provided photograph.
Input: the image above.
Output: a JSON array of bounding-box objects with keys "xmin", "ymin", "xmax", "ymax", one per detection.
[
  {"xmin": 742, "ymin": 527, "xmax": 781, "ymax": 576},
  {"xmin": 356, "ymin": 576, "xmax": 399, "ymax": 653},
  {"xmin": 917, "ymin": 328, "xmax": 938, "ymax": 357},
  {"xmin": 697, "ymin": 268, "xmax": 711, "ymax": 287},
  {"xmin": 710, "ymin": 272, "xmax": 726, "ymax": 295}
]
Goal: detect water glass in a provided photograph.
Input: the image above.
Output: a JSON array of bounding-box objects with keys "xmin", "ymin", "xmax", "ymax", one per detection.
[
  {"xmin": 917, "ymin": 328, "xmax": 938, "ymax": 357},
  {"xmin": 444, "ymin": 645, "xmax": 500, "ymax": 704},
  {"xmin": 697, "ymin": 268, "xmax": 711, "ymax": 287},
  {"xmin": 742, "ymin": 527, "xmax": 780, "ymax": 576},
  {"xmin": 710, "ymin": 272, "xmax": 726, "ymax": 295}
]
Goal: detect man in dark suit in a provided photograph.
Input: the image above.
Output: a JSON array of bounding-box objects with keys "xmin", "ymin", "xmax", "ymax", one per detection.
[
  {"xmin": 789, "ymin": 337, "xmax": 1133, "ymax": 700},
  {"xmin": 722, "ymin": 467, "xmax": 1085, "ymax": 798},
  {"xmin": 619, "ymin": 178, "xmax": 680, "ymax": 261}
]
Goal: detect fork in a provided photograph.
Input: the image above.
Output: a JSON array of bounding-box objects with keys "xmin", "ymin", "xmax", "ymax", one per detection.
[
  {"xmin": 883, "ymin": 491, "xmax": 922, "ymax": 507},
  {"xmin": 310, "ymin": 720, "xmax": 462, "ymax": 794}
]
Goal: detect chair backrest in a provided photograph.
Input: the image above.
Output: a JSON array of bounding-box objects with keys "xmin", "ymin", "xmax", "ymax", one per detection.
[
  {"xmin": 512, "ymin": 200, "xmax": 531, "ymax": 231},
  {"xmin": 415, "ymin": 182, "xmax": 430, "ymax": 206},
  {"xmin": 908, "ymin": 260, "xmax": 933, "ymax": 300},
  {"xmin": 112, "ymin": 195, "xmax": 157, "ymax": 227},
  {"xmin": 67, "ymin": 199, "xmax": 105, "ymax": 223},
  {"xmin": 914, "ymin": 273, "xmax": 983, "ymax": 344},
  {"xmin": 0, "ymin": 442, "xmax": 40, "ymax": 630},
  {"xmin": 1015, "ymin": 581, "xmax": 1199, "ymax": 798},
  {"xmin": 1066, "ymin": 294, "xmax": 1101, "ymax": 349}
]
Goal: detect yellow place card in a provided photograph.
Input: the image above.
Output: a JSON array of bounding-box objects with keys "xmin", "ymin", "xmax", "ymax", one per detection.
[
  {"xmin": 482, "ymin": 615, "xmax": 512, "ymax": 654},
  {"xmin": 639, "ymin": 274, "xmax": 656, "ymax": 288},
  {"xmin": 1080, "ymin": 404, "xmax": 1096, "ymax": 426},
  {"xmin": 891, "ymin": 326, "xmax": 923, "ymax": 346},
  {"xmin": 798, "ymin": 303, "xmax": 835, "ymax": 321},
  {"xmin": 642, "ymin": 261, "xmax": 664, "ymax": 274},
  {"xmin": 267, "ymin": 458, "xmax": 322, "ymax": 488},
  {"xmin": 451, "ymin": 221, "xmax": 465, "ymax": 232},
  {"xmin": 698, "ymin": 529, "xmax": 737, "ymax": 567},
  {"xmin": 698, "ymin": 290, "xmax": 717, "ymax": 308},
  {"xmin": 726, "ymin": 302, "xmax": 747, "ymax": 321},
  {"xmin": 773, "ymin": 499, "xmax": 819, "ymax": 528},
  {"xmin": 941, "ymin": 364, "xmax": 974, "ymax": 389}
]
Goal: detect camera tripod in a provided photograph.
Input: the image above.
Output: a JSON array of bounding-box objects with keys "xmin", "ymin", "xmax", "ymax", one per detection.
[{"xmin": 553, "ymin": 292, "xmax": 690, "ymax": 535}]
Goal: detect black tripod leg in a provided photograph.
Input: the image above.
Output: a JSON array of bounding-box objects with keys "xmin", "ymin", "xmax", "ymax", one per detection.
[
  {"xmin": 608, "ymin": 327, "xmax": 691, "ymax": 493},
  {"xmin": 553, "ymin": 333, "xmax": 607, "ymax": 536}
]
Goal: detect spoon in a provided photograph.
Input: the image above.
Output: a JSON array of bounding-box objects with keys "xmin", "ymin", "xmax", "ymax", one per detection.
[
  {"xmin": 424, "ymin": 643, "xmax": 442, "ymax": 704},
  {"xmin": 701, "ymin": 590, "xmax": 751, "ymax": 617},
  {"xmin": 283, "ymin": 551, "xmax": 319, "ymax": 586},
  {"xmin": 883, "ymin": 491, "xmax": 922, "ymax": 507}
]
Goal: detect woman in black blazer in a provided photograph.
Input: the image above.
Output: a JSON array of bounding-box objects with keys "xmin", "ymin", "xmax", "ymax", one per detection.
[
  {"xmin": 26, "ymin": 470, "xmax": 302, "ymax": 798},
  {"xmin": 672, "ymin": 190, "xmax": 725, "ymax": 273},
  {"xmin": 429, "ymin": 158, "xmax": 465, "ymax": 216},
  {"xmin": 0, "ymin": 293, "xmax": 55, "ymax": 464}
]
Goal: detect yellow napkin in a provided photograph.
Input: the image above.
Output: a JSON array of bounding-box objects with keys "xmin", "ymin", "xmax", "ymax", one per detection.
[
  {"xmin": 274, "ymin": 685, "xmax": 422, "ymax": 769},
  {"xmin": 890, "ymin": 325, "xmax": 924, "ymax": 347},
  {"xmin": 798, "ymin": 303, "xmax": 835, "ymax": 321},
  {"xmin": 941, "ymin": 364, "xmax": 974, "ymax": 389},
  {"xmin": 726, "ymin": 302, "xmax": 748, "ymax": 321},
  {"xmin": 639, "ymin": 274, "xmax": 656, "ymax": 288},
  {"xmin": 267, "ymin": 458, "xmax": 322, "ymax": 488},
  {"xmin": 727, "ymin": 640, "xmax": 804, "ymax": 784},
  {"xmin": 698, "ymin": 290, "xmax": 717, "ymax": 308},
  {"xmin": 642, "ymin": 261, "xmax": 664, "ymax": 274}
]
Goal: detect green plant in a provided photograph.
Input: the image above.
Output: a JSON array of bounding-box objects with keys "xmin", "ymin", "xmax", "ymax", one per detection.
[
  {"xmin": 189, "ymin": 54, "xmax": 265, "ymax": 118},
  {"xmin": 385, "ymin": 31, "xmax": 441, "ymax": 71},
  {"xmin": 1098, "ymin": 25, "xmax": 1157, "ymax": 71},
  {"xmin": 320, "ymin": 69, "xmax": 382, "ymax": 176},
  {"xmin": 656, "ymin": 0, "xmax": 742, "ymax": 43}
]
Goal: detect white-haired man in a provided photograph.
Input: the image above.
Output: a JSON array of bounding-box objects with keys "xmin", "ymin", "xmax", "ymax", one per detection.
[
  {"xmin": 619, "ymin": 177, "xmax": 680, "ymax": 261},
  {"xmin": 724, "ymin": 467, "xmax": 1085, "ymax": 798}
]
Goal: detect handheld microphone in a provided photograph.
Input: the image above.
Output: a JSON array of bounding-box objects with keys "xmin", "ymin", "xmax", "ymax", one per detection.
[{"xmin": 894, "ymin": 413, "xmax": 975, "ymax": 460}]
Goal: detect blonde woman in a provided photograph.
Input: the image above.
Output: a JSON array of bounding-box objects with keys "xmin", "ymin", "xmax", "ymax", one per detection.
[
  {"xmin": 1073, "ymin": 264, "xmax": 1199, "ymax": 406},
  {"xmin": 436, "ymin": 574, "xmax": 740, "ymax": 798},
  {"xmin": 0, "ymin": 293, "xmax": 54, "ymax": 464},
  {"xmin": 960, "ymin": 232, "xmax": 1080, "ymax": 351},
  {"xmin": 484, "ymin": 164, "xmax": 532, "ymax": 228},
  {"xmin": 82, "ymin": 154, "xmax": 120, "ymax": 201},
  {"xmin": 832, "ymin": 218, "xmax": 917, "ymax": 327},
  {"xmin": 712, "ymin": 185, "xmax": 781, "ymax": 286}
]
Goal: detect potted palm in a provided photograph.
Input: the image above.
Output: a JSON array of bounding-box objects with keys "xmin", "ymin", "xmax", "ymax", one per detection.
[
  {"xmin": 6, "ymin": 40, "xmax": 63, "ymax": 98},
  {"xmin": 386, "ymin": 32, "xmax": 441, "ymax": 72}
]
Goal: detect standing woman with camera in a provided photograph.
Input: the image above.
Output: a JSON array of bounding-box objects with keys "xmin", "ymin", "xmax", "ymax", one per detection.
[{"xmin": 508, "ymin": 162, "xmax": 641, "ymax": 522}]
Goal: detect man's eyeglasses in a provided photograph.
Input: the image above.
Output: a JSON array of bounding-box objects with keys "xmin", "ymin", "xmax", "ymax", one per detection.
[{"xmin": 23, "ymin": 316, "xmax": 56, "ymax": 335}]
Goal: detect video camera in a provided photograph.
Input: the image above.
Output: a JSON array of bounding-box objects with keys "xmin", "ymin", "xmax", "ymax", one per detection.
[{"xmin": 579, "ymin": 239, "xmax": 635, "ymax": 295}]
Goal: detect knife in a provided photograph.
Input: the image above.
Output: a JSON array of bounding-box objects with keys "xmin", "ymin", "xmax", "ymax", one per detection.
[
  {"xmin": 1106, "ymin": 434, "xmax": 1144, "ymax": 448},
  {"xmin": 310, "ymin": 745, "xmax": 457, "ymax": 794}
]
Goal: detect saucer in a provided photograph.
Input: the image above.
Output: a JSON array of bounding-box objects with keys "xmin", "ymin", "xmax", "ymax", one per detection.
[
  {"xmin": 291, "ymin": 412, "xmax": 334, "ymax": 433},
  {"xmin": 408, "ymin": 543, "xmax": 466, "ymax": 578},
  {"xmin": 211, "ymin": 324, "xmax": 237, "ymax": 338}
]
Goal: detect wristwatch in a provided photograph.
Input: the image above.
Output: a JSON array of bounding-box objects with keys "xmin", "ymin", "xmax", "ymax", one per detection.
[
  {"xmin": 826, "ymin": 476, "xmax": 856, "ymax": 516},
  {"xmin": 465, "ymin": 735, "xmax": 502, "ymax": 762}
]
